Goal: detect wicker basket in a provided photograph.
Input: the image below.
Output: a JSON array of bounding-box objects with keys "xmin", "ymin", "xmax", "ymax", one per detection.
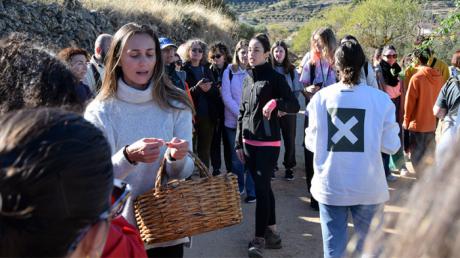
[{"xmin": 134, "ymin": 151, "xmax": 243, "ymax": 245}]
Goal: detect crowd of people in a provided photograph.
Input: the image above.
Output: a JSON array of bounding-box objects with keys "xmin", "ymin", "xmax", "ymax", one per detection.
[{"xmin": 0, "ymin": 22, "xmax": 459, "ymax": 258}]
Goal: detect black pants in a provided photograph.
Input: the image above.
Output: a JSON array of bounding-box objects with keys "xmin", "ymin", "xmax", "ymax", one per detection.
[
  {"xmin": 279, "ymin": 114, "xmax": 297, "ymax": 170},
  {"xmin": 303, "ymin": 116, "xmax": 318, "ymax": 206},
  {"xmin": 243, "ymin": 144, "xmax": 279, "ymax": 237},
  {"xmin": 210, "ymin": 118, "xmax": 232, "ymax": 172},
  {"xmin": 193, "ymin": 116, "xmax": 215, "ymax": 168},
  {"xmin": 147, "ymin": 244, "xmax": 184, "ymax": 258},
  {"xmin": 408, "ymin": 131, "xmax": 435, "ymax": 171}
]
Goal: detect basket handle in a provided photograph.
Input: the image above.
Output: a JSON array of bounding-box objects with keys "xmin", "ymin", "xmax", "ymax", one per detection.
[{"xmin": 154, "ymin": 150, "xmax": 211, "ymax": 191}]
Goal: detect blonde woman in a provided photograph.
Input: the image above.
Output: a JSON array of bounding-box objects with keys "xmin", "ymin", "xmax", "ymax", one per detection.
[
  {"xmin": 84, "ymin": 23, "xmax": 194, "ymax": 257},
  {"xmin": 299, "ymin": 27, "xmax": 338, "ymax": 211}
]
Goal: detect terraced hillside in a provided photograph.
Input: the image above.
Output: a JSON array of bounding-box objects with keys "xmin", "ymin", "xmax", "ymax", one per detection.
[{"xmin": 227, "ymin": 0, "xmax": 456, "ymax": 32}]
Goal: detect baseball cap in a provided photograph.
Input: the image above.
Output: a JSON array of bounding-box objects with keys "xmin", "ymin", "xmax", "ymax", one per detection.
[{"xmin": 159, "ymin": 37, "xmax": 177, "ymax": 50}]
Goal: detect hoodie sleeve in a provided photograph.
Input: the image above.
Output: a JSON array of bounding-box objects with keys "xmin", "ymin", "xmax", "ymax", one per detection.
[
  {"xmin": 304, "ymin": 95, "xmax": 318, "ymax": 152},
  {"xmin": 404, "ymin": 76, "xmax": 419, "ymax": 129},
  {"xmin": 84, "ymin": 102, "xmax": 136, "ymax": 180},
  {"xmin": 381, "ymin": 99, "xmax": 401, "ymax": 155},
  {"xmin": 275, "ymin": 74, "xmax": 300, "ymax": 114},
  {"xmin": 221, "ymin": 67, "xmax": 240, "ymax": 118},
  {"xmin": 235, "ymin": 77, "xmax": 249, "ymax": 150},
  {"xmin": 164, "ymin": 106, "xmax": 194, "ymax": 180}
]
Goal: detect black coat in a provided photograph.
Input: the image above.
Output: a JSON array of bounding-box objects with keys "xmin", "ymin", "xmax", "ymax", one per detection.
[
  {"xmin": 236, "ymin": 62, "xmax": 300, "ymax": 148},
  {"xmin": 183, "ymin": 62, "xmax": 219, "ymax": 121}
]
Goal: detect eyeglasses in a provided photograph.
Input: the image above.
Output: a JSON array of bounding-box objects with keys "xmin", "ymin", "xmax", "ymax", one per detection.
[
  {"xmin": 111, "ymin": 179, "xmax": 131, "ymax": 219},
  {"xmin": 384, "ymin": 54, "xmax": 398, "ymax": 59},
  {"xmin": 175, "ymin": 60, "xmax": 183, "ymax": 66},
  {"xmin": 191, "ymin": 48, "xmax": 203, "ymax": 53},
  {"xmin": 211, "ymin": 54, "xmax": 222, "ymax": 59}
]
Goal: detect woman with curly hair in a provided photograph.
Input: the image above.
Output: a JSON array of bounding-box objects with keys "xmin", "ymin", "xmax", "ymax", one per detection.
[
  {"xmin": 0, "ymin": 33, "xmax": 82, "ymax": 114},
  {"xmin": 181, "ymin": 39, "xmax": 220, "ymax": 168}
]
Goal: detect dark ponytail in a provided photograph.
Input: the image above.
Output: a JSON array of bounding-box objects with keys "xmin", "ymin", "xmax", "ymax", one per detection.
[
  {"xmin": 334, "ymin": 40, "xmax": 365, "ymax": 85},
  {"xmin": 0, "ymin": 108, "xmax": 113, "ymax": 257}
]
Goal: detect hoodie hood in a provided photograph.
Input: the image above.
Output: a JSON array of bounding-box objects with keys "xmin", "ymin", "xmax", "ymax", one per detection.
[{"xmin": 420, "ymin": 66, "xmax": 443, "ymax": 85}]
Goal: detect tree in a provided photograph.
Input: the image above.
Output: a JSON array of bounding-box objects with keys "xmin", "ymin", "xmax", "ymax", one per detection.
[{"xmin": 292, "ymin": 0, "xmax": 423, "ymax": 57}]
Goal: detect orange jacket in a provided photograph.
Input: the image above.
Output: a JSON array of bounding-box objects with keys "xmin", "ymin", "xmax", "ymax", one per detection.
[{"xmin": 403, "ymin": 66, "xmax": 444, "ymax": 132}]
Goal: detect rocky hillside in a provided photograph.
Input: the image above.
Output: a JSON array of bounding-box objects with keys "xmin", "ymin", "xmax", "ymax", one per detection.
[{"xmin": 0, "ymin": 0, "xmax": 239, "ymax": 52}]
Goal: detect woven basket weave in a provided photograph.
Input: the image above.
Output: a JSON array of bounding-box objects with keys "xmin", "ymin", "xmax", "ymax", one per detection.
[{"xmin": 134, "ymin": 151, "xmax": 243, "ymax": 245}]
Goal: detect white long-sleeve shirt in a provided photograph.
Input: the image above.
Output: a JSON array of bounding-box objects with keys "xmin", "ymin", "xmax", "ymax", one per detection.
[
  {"xmin": 85, "ymin": 78, "xmax": 194, "ymax": 248},
  {"xmin": 305, "ymin": 82, "xmax": 400, "ymax": 206}
]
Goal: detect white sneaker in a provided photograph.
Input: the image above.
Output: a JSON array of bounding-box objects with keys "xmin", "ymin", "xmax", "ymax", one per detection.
[
  {"xmin": 386, "ymin": 174, "xmax": 397, "ymax": 182},
  {"xmin": 400, "ymin": 168, "xmax": 409, "ymax": 177}
]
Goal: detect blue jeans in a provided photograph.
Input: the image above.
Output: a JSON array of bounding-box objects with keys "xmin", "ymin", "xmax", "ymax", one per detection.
[
  {"xmin": 319, "ymin": 203, "xmax": 383, "ymax": 258},
  {"xmin": 225, "ymin": 127, "xmax": 255, "ymax": 197}
]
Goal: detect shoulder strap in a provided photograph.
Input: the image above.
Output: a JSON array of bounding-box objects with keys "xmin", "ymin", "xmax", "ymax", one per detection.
[
  {"xmin": 364, "ymin": 61, "xmax": 369, "ymax": 77},
  {"xmin": 90, "ymin": 63, "xmax": 101, "ymax": 91},
  {"xmin": 430, "ymin": 58, "xmax": 437, "ymax": 68},
  {"xmin": 289, "ymin": 69, "xmax": 295, "ymax": 84},
  {"xmin": 309, "ymin": 63, "xmax": 315, "ymax": 85}
]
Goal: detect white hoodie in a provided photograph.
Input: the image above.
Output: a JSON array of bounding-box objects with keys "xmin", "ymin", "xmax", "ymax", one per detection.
[{"xmin": 305, "ymin": 82, "xmax": 400, "ymax": 205}]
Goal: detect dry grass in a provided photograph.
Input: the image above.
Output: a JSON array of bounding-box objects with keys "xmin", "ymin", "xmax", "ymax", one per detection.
[{"xmin": 81, "ymin": 0, "xmax": 235, "ymax": 33}]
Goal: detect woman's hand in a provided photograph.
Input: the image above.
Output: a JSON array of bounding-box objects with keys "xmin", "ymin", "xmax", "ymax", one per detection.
[
  {"xmin": 126, "ymin": 138, "xmax": 165, "ymax": 163},
  {"xmin": 305, "ymin": 85, "xmax": 320, "ymax": 94},
  {"xmin": 262, "ymin": 99, "xmax": 277, "ymax": 120},
  {"xmin": 166, "ymin": 137, "xmax": 189, "ymax": 160},
  {"xmin": 197, "ymin": 79, "xmax": 212, "ymax": 92},
  {"xmin": 236, "ymin": 148, "xmax": 245, "ymax": 164}
]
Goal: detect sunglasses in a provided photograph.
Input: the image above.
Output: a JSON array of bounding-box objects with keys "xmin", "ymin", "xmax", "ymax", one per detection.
[
  {"xmin": 211, "ymin": 54, "xmax": 222, "ymax": 59},
  {"xmin": 111, "ymin": 179, "xmax": 131, "ymax": 219},
  {"xmin": 384, "ymin": 54, "xmax": 398, "ymax": 59},
  {"xmin": 192, "ymin": 48, "xmax": 203, "ymax": 53},
  {"xmin": 175, "ymin": 60, "xmax": 183, "ymax": 66}
]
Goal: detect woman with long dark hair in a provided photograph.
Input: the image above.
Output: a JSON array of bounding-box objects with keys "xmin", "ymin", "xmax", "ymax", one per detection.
[
  {"xmin": 236, "ymin": 34, "xmax": 300, "ymax": 258},
  {"xmin": 271, "ymin": 40, "xmax": 302, "ymax": 180},
  {"xmin": 0, "ymin": 108, "xmax": 113, "ymax": 258}
]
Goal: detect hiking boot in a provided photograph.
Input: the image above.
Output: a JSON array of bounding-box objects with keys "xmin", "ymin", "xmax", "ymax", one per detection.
[
  {"xmin": 264, "ymin": 228, "xmax": 282, "ymax": 249},
  {"xmin": 245, "ymin": 196, "xmax": 256, "ymax": 203},
  {"xmin": 248, "ymin": 237, "xmax": 265, "ymax": 258},
  {"xmin": 212, "ymin": 169, "xmax": 221, "ymax": 176},
  {"xmin": 400, "ymin": 168, "xmax": 409, "ymax": 177},
  {"xmin": 284, "ymin": 169, "xmax": 294, "ymax": 181}
]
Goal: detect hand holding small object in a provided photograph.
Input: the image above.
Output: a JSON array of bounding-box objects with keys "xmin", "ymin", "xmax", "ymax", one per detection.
[
  {"xmin": 262, "ymin": 99, "xmax": 277, "ymax": 120},
  {"xmin": 126, "ymin": 138, "xmax": 165, "ymax": 163}
]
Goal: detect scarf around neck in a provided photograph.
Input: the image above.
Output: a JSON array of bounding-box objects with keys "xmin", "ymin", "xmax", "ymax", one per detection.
[{"xmin": 379, "ymin": 60, "xmax": 401, "ymax": 87}]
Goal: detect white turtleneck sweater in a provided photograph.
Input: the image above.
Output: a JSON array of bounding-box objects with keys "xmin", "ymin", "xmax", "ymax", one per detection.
[{"xmin": 84, "ymin": 78, "xmax": 194, "ymax": 248}]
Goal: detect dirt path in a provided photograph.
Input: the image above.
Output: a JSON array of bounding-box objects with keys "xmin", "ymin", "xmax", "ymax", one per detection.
[{"xmin": 185, "ymin": 98, "xmax": 416, "ymax": 258}]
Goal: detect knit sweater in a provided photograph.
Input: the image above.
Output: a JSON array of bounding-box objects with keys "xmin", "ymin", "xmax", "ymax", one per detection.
[
  {"xmin": 404, "ymin": 66, "xmax": 444, "ymax": 132},
  {"xmin": 305, "ymin": 82, "xmax": 400, "ymax": 205},
  {"xmin": 84, "ymin": 78, "xmax": 194, "ymax": 248},
  {"xmin": 221, "ymin": 64, "xmax": 247, "ymax": 129}
]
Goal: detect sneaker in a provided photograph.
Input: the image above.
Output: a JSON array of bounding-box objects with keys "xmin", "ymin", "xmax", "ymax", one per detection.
[
  {"xmin": 212, "ymin": 169, "xmax": 221, "ymax": 176},
  {"xmin": 248, "ymin": 237, "xmax": 265, "ymax": 258},
  {"xmin": 239, "ymin": 189, "xmax": 245, "ymax": 196},
  {"xmin": 400, "ymin": 168, "xmax": 409, "ymax": 176},
  {"xmin": 284, "ymin": 169, "xmax": 294, "ymax": 181},
  {"xmin": 386, "ymin": 173, "xmax": 397, "ymax": 182},
  {"xmin": 264, "ymin": 228, "xmax": 282, "ymax": 249},
  {"xmin": 245, "ymin": 196, "xmax": 256, "ymax": 203}
]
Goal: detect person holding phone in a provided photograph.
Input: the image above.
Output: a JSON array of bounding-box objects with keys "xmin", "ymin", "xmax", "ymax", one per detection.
[
  {"xmin": 298, "ymin": 27, "xmax": 338, "ymax": 211},
  {"xmin": 182, "ymin": 39, "xmax": 219, "ymax": 168}
]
